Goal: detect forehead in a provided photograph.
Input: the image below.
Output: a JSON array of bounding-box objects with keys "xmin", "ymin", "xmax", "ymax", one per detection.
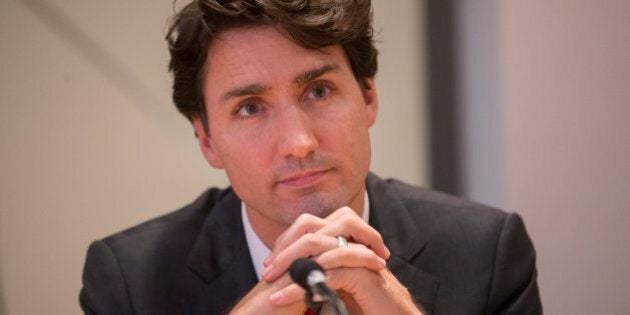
[{"xmin": 203, "ymin": 26, "xmax": 352, "ymax": 96}]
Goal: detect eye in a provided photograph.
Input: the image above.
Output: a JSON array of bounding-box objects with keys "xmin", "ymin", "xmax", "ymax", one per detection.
[
  {"xmin": 235, "ymin": 102, "xmax": 261, "ymax": 117},
  {"xmin": 311, "ymin": 85, "xmax": 328, "ymax": 98},
  {"xmin": 304, "ymin": 83, "xmax": 333, "ymax": 102}
]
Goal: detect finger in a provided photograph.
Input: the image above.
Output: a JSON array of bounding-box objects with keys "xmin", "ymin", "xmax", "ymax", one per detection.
[
  {"xmin": 269, "ymin": 283, "xmax": 305, "ymax": 307},
  {"xmin": 230, "ymin": 273, "xmax": 306, "ymax": 314},
  {"xmin": 315, "ymin": 244, "xmax": 387, "ymax": 272},
  {"xmin": 264, "ymin": 214, "xmax": 328, "ymax": 266},
  {"xmin": 325, "ymin": 268, "xmax": 419, "ymax": 314},
  {"xmin": 263, "ymin": 233, "xmax": 337, "ymax": 281},
  {"xmin": 266, "ymin": 207, "xmax": 357, "ymax": 267},
  {"xmin": 317, "ymin": 212, "xmax": 390, "ymax": 259},
  {"xmin": 322, "ymin": 267, "xmax": 376, "ymax": 297},
  {"xmin": 323, "ymin": 206, "xmax": 358, "ymax": 222}
]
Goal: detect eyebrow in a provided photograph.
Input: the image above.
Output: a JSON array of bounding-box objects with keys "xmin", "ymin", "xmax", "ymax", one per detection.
[
  {"xmin": 221, "ymin": 84, "xmax": 269, "ymax": 102},
  {"xmin": 220, "ymin": 63, "xmax": 342, "ymax": 102},
  {"xmin": 293, "ymin": 63, "xmax": 341, "ymax": 85}
]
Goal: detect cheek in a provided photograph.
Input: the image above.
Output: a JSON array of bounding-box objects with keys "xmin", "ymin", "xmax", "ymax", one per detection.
[
  {"xmin": 221, "ymin": 151, "xmax": 270, "ymax": 200},
  {"xmin": 221, "ymin": 142, "xmax": 265, "ymax": 172},
  {"xmin": 212, "ymin": 118, "xmax": 269, "ymax": 157},
  {"xmin": 211, "ymin": 130, "xmax": 268, "ymax": 175},
  {"xmin": 321, "ymin": 100, "xmax": 372, "ymax": 143},
  {"xmin": 320, "ymin": 112, "xmax": 371, "ymax": 161}
]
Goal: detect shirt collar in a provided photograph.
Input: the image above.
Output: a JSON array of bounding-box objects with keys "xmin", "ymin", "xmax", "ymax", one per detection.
[{"xmin": 241, "ymin": 191, "xmax": 371, "ymax": 280}]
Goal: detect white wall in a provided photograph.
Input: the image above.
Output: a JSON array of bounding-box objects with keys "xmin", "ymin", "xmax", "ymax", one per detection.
[
  {"xmin": 459, "ymin": 0, "xmax": 630, "ymax": 313},
  {"xmin": 0, "ymin": 0, "xmax": 427, "ymax": 313},
  {"xmin": 500, "ymin": 1, "xmax": 630, "ymax": 313},
  {"xmin": 456, "ymin": 0, "xmax": 628, "ymax": 313},
  {"xmin": 371, "ymin": 0, "xmax": 428, "ymax": 185}
]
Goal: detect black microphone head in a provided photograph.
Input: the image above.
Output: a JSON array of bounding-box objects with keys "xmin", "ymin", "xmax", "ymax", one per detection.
[{"xmin": 289, "ymin": 258, "xmax": 324, "ymax": 289}]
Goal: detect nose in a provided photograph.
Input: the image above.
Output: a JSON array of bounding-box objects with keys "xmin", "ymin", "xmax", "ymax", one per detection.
[{"xmin": 276, "ymin": 106, "xmax": 319, "ymax": 159}]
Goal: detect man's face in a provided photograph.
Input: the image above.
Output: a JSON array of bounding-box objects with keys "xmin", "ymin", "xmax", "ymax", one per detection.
[{"xmin": 193, "ymin": 26, "xmax": 378, "ymax": 228}]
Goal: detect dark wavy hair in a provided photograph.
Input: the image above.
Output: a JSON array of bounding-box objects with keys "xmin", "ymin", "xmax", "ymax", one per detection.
[{"xmin": 166, "ymin": 0, "xmax": 378, "ymax": 130}]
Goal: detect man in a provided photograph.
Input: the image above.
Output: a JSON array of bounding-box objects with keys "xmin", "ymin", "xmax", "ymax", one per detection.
[{"xmin": 80, "ymin": 0, "xmax": 542, "ymax": 314}]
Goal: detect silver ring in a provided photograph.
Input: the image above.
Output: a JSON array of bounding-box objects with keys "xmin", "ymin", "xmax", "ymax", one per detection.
[{"xmin": 337, "ymin": 236, "xmax": 348, "ymax": 249}]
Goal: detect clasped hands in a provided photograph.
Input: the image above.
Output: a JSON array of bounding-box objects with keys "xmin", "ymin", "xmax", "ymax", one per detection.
[{"xmin": 230, "ymin": 207, "xmax": 423, "ymax": 314}]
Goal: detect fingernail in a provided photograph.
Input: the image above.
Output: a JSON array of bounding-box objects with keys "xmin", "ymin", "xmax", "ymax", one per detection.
[
  {"xmin": 263, "ymin": 256, "xmax": 271, "ymax": 266},
  {"xmin": 385, "ymin": 246, "xmax": 391, "ymax": 258},
  {"xmin": 269, "ymin": 291, "xmax": 283, "ymax": 303},
  {"xmin": 262, "ymin": 265, "xmax": 273, "ymax": 279},
  {"xmin": 378, "ymin": 257, "xmax": 387, "ymax": 268}
]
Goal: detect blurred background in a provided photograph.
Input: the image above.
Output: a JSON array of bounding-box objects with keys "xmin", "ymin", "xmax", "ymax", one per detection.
[{"xmin": 0, "ymin": 0, "xmax": 627, "ymax": 314}]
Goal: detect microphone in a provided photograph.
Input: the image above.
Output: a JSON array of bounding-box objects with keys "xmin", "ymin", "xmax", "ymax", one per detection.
[
  {"xmin": 289, "ymin": 258, "xmax": 325, "ymax": 290},
  {"xmin": 289, "ymin": 258, "xmax": 349, "ymax": 315}
]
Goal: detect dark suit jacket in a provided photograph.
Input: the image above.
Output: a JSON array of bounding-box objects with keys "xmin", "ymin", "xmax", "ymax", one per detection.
[{"xmin": 80, "ymin": 174, "xmax": 542, "ymax": 314}]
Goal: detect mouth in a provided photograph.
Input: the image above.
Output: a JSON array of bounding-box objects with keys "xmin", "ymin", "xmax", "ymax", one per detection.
[{"xmin": 277, "ymin": 168, "xmax": 332, "ymax": 188}]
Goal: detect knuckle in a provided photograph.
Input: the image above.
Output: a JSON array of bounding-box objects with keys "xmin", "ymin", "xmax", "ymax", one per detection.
[
  {"xmin": 352, "ymin": 243, "xmax": 368, "ymax": 251},
  {"xmin": 340, "ymin": 212, "xmax": 356, "ymax": 225},
  {"xmin": 341, "ymin": 206, "xmax": 354, "ymax": 215},
  {"xmin": 335, "ymin": 207, "xmax": 354, "ymax": 219},
  {"xmin": 302, "ymin": 232, "xmax": 318, "ymax": 245},
  {"xmin": 359, "ymin": 247, "xmax": 375, "ymax": 259},
  {"xmin": 295, "ymin": 213, "xmax": 312, "ymax": 225}
]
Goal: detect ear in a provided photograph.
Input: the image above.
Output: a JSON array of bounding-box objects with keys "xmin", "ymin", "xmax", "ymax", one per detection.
[
  {"xmin": 192, "ymin": 117, "xmax": 224, "ymax": 169},
  {"xmin": 362, "ymin": 78, "xmax": 378, "ymax": 127}
]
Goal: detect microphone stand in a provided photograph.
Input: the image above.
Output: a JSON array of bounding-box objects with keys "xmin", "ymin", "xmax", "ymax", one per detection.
[
  {"xmin": 306, "ymin": 282, "xmax": 349, "ymax": 315},
  {"xmin": 289, "ymin": 258, "xmax": 350, "ymax": 315}
]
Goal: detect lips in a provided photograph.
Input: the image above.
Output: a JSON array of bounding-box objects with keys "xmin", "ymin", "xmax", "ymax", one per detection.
[{"xmin": 277, "ymin": 169, "xmax": 331, "ymax": 187}]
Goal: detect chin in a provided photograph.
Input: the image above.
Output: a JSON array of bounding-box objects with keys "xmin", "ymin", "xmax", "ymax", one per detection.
[{"xmin": 287, "ymin": 190, "xmax": 349, "ymax": 219}]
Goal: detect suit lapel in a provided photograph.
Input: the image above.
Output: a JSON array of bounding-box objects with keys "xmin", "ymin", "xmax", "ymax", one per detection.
[
  {"xmin": 182, "ymin": 189, "xmax": 258, "ymax": 314},
  {"xmin": 367, "ymin": 174, "xmax": 440, "ymax": 314}
]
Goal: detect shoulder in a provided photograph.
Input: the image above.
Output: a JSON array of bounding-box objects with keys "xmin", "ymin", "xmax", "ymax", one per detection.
[
  {"xmin": 372, "ymin": 175, "xmax": 511, "ymax": 235},
  {"xmin": 100, "ymin": 187, "xmax": 229, "ymax": 256},
  {"xmin": 369, "ymin": 175, "xmax": 541, "ymax": 313},
  {"xmin": 368, "ymin": 174, "xmax": 531, "ymax": 275},
  {"xmin": 80, "ymin": 187, "xmax": 232, "ymax": 313}
]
